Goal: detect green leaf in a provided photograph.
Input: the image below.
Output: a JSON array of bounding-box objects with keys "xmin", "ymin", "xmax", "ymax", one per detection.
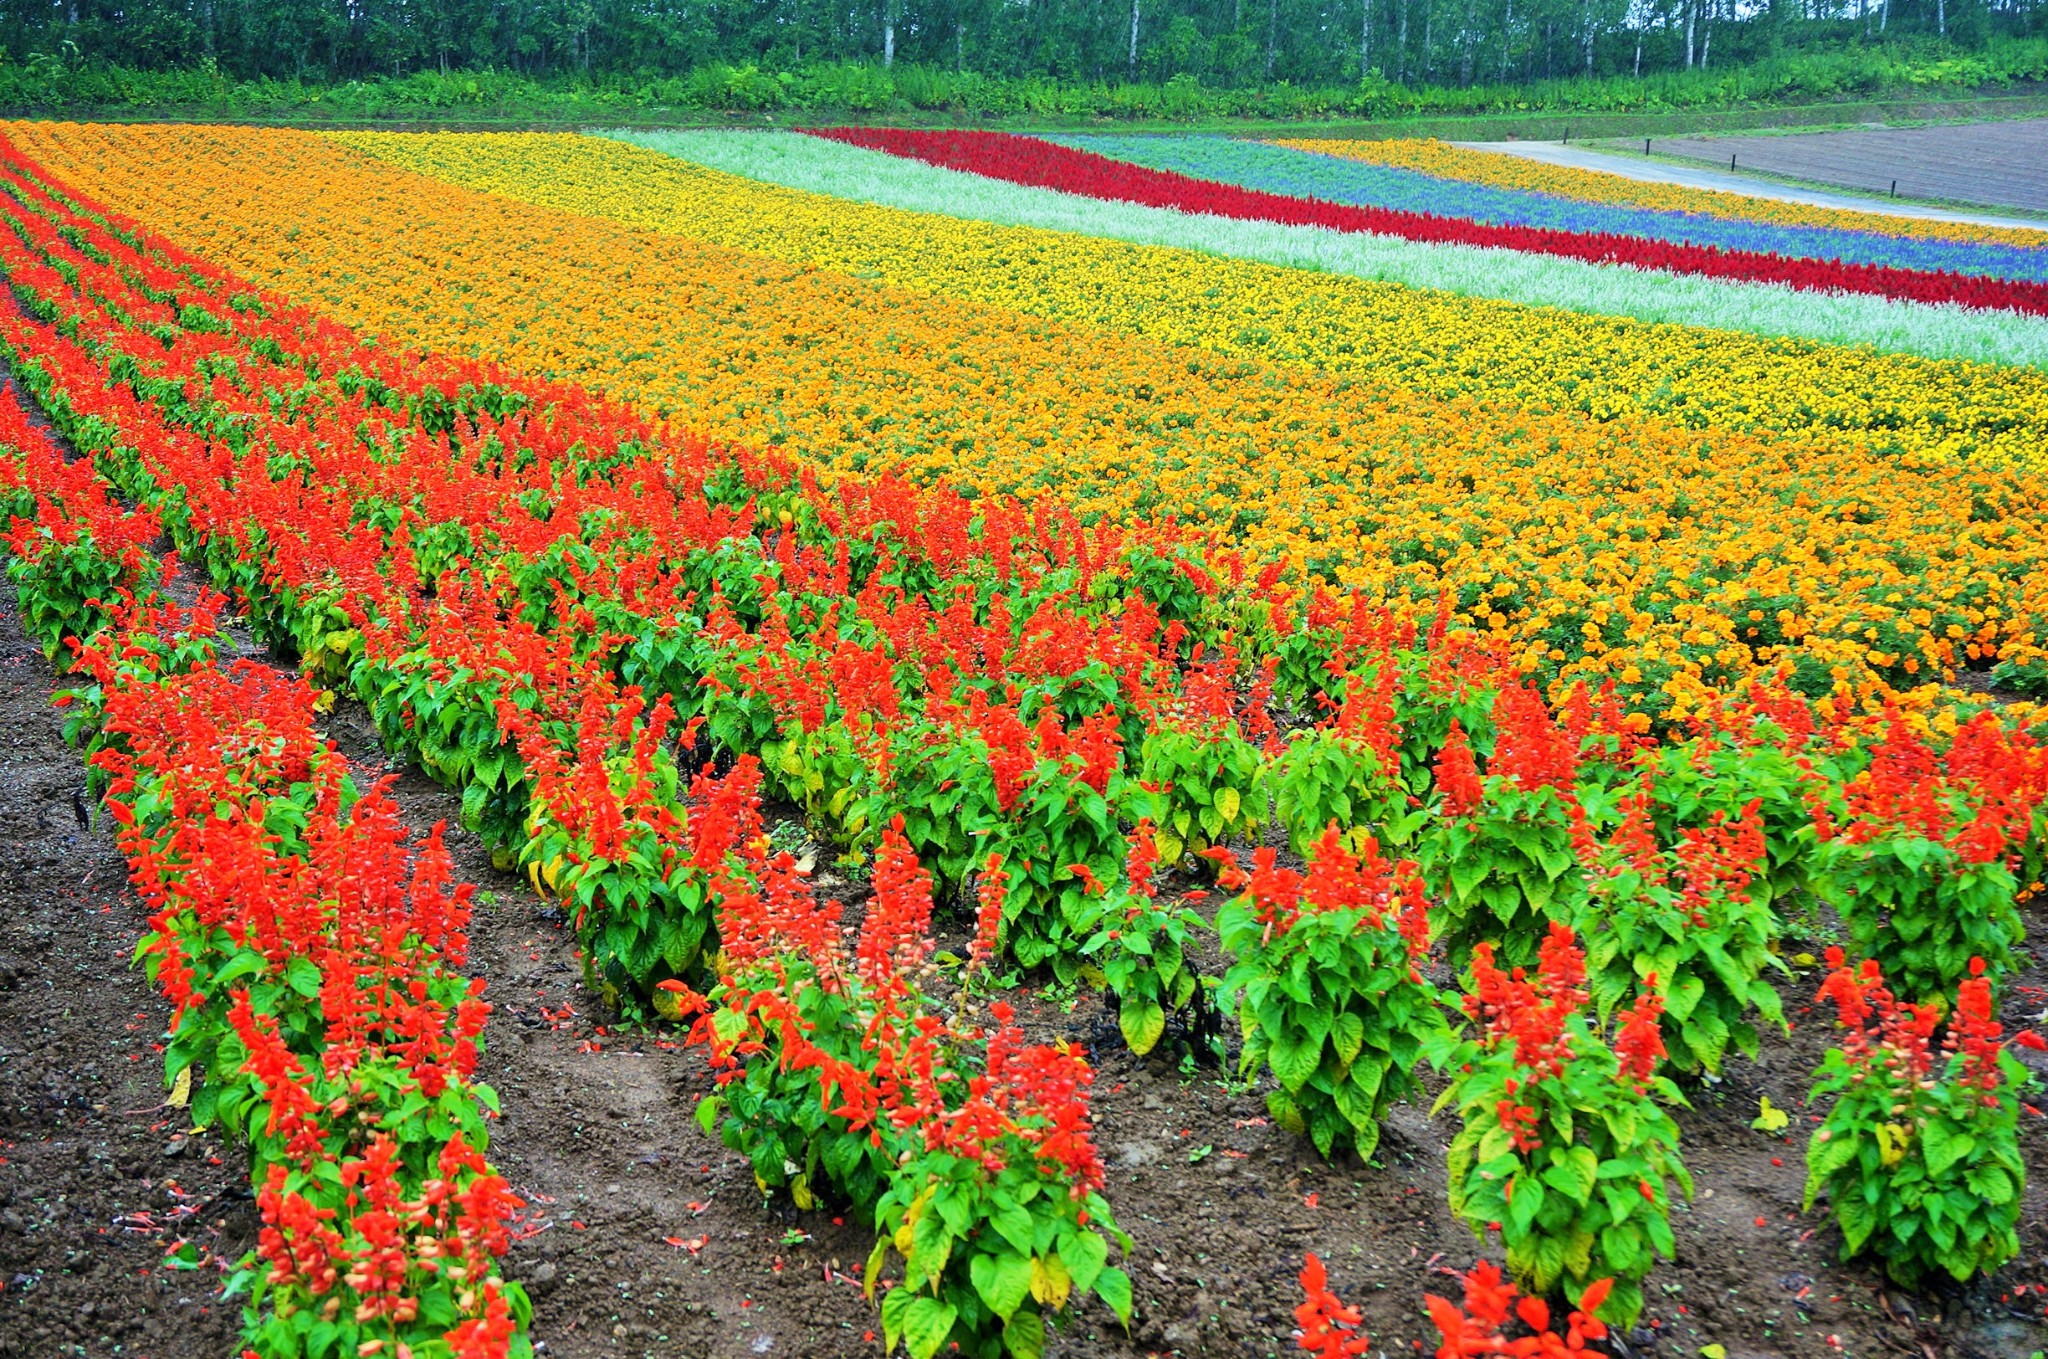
[
  {"xmin": 1329, "ymin": 1011, "xmax": 1365, "ymax": 1068},
  {"xmin": 1062, "ymin": 1231, "xmax": 1109, "ymax": 1293},
  {"xmin": 902, "ymin": 1297, "xmax": 957, "ymax": 1359},
  {"xmin": 213, "ymin": 951, "xmax": 266, "ymax": 988},
  {"xmin": 985, "ymin": 1201, "xmax": 1035, "ymax": 1257},
  {"xmin": 1003, "ymin": 1307, "xmax": 1047, "ymax": 1359},
  {"xmin": 909, "ymin": 1205, "xmax": 954, "ymax": 1288},
  {"xmin": 1268, "ymin": 1032, "xmax": 1322, "ymax": 1093},
  {"xmin": 1663, "ymin": 973, "xmax": 1706, "ymax": 1022},
  {"xmin": 1922, "ymin": 1122, "xmax": 1976, "ymax": 1178},
  {"xmin": 284, "ymin": 955, "xmax": 323, "ymax": 1000},
  {"xmin": 972, "ymin": 1251, "xmax": 1033, "ymax": 1322},
  {"xmin": 1092, "ymin": 1266, "xmax": 1134, "ymax": 1326},
  {"xmin": 881, "ymin": 1283, "xmax": 914, "ymax": 1352}
]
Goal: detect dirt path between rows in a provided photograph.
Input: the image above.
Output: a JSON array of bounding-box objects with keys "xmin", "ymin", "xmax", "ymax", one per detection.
[
  {"xmin": 6, "ymin": 571, "xmax": 2048, "ymax": 1357},
  {"xmin": 0, "ymin": 587, "xmax": 246, "ymax": 1359},
  {"xmin": 1460, "ymin": 139, "xmax": 2048, "ymax": 228}
]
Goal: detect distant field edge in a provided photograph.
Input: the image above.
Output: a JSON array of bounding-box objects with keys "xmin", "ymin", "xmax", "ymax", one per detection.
[{"xmin": 5, "ymin": 88, "xmax": 2048, "ymax": 141}]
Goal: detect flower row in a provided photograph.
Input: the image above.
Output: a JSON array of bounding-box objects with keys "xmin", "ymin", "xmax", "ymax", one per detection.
[
  {"xmin": 610, "ymin": 128, "xmax": 2048, "ymax": 371},
  {"xmin": 810, "ymin": 128, "xmax": 2048, "ymax": 315},
  {"xmin": 1277, "ymin": 138, "xmax": 2048, "ymax": 250},
  {"xmin": 1052, "ymin": 134, "xmax": 2048, "ymax": 283},
  {"xmin": 0, "ymin": 404, "xmax": 530, "ymax": 1355},
  {"xmin": 45, "ymin": 122, "xmax": 2048, "ymax": 716}
]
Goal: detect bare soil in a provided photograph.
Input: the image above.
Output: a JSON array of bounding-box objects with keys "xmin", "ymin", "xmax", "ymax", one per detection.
[
  {"xmin": 1651, "ymin": 117, "xmax": 2048, "ymax": 214},
  {"xmin": 5, "ymin": 577, "xmax": 2048, "ymax": 1359}
]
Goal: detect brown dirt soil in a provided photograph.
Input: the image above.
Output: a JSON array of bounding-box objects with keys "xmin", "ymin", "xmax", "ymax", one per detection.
[
  {"xmin": 6, "ymin": 578, "xmax": 2048, "ymax": 1359},
  {"xmin": 1653, "ymin": 117, "xmax": 2048, "ymax": 214}
]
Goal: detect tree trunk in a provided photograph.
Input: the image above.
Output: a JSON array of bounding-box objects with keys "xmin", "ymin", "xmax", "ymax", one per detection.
[
  {"xmin": 1460, "ymin": 0, "xmax": 1476, "ymax": 83},
  {"xmin": 1361, "ymin": 0, "xmax": 1371, "ymax": 72},
  {"xmin": 1936, "ymin": 0, "xmax": 1945, "ymax": 35},
  {"xmin": 1581, "ymin": 0, "xmax": 1594, "ymax": 74},
  {"xmin": 884, "ymin": 16, "xmax": 896, "ymax": 65},
  {"xmin": 1395, "ymin": 0, "xmax": 1408, "ymax": 79},
  {"xmin": 1683, "ymin": 0, "xmax": 1694, "ymax": 68},
  {"xmin": 1265, "ymin": 0, "xmax": 1279, "ymax": 77},
  {"xmin": 1130, "ymin": 0, "xmax": 1141, "ymax": 74}
]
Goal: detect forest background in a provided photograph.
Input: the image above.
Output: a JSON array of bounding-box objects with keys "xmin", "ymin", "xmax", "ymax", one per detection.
[{"xmin": 0, "ymin": 0, "xmax": 2044, "ymax": 128}]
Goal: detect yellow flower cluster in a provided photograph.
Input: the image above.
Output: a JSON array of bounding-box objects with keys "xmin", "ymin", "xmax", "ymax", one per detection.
[
  {"xmin": 10, "ymin": 120, "xmax": 2048, "ymax": 718},
  {"xmin": 1274, "ymin": 137, "xmax": 2048, "ymax": 250},
  {"xmin": 320, "ymin": 129, "xmax": 2048, "ymax": 472}
]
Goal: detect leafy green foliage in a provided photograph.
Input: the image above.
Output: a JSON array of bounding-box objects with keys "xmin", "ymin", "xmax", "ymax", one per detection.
[
  {"xmin": 1130, "ymin": 719, "xmax": 1264, "ymax": 865},
  {"xmin": 509, "ymin": 687, "xmax": 717, "ymax": 1016},
  {"xmin": 1271, "ymin": 728, "xmax": 1419, "ymax": 857},
  {"xmin": 1431, "ymin": 925, "xmax": 1688, "ymax": 1329},
  {"xmin": 1803, "ymin": 952, "xmax": 2030, "ymax": 1288},
  {"xmin": 871, "ymin": 1137, "xmax": 1133, "ymax": 1359},
  {"xmin": 1214, "ymin": 825, "xmax": 1443, "ymax": 1160},
  {"xmin": 1806, "ymin": 714, "xmax": 2031, "ymax": 1005},
  {"xmin": 8, "ymin": 517, "xmax": 162, "ymax": 666},
  {"xmin": 1418, "ymin": 780, "xmax": 1591, "ymax": 969},
  {"xmin": 1575, "ymin": 790, "xmax": 1787, "ymax": 1074},
  {"xmin": 1077, "ymin": 823, "xmax": 1212, "ymax": 1058},
  {"xmin": 1815, "ymin": 835, "xmax": 2024, "ymax": 1007}
]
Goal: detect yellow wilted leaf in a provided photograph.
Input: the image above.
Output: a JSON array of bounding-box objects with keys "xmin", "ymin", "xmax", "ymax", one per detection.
[
  {"xmin": 1029, "ymin": 1254, "xmax": 1072, "ymax": 1310},
  {"xmin": 1792, "ymin": 952, "xmax": 1818, "ymax": 968},
  {"xmin": 1702, "ymin": 1345, "xmax": 1728, "ymax": 1359},
  {"xmin": 1215, "ymin": 786, "xmax": 1241, "ymax": 824},
  {"xmin": 167, "ymin": 1067, "xmax": 192, "ymax": 1109},
  {"xmin": 864, "ymin": 1237, "xmax": 889, "ymax": 1302},
  {"xmin": 791, "ymin": 1174, "xmax": 815, "ymax": 1211},
  {"xmin": 1750, "ymin": 1097, "xmax": 1789, "ymax": 1133},
  {"xmin": 1876, "ymin": 1123, "xmax": 1913, "ymax": 1167}
]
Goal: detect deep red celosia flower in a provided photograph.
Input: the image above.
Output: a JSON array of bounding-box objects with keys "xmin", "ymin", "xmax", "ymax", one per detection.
[
  {"xmin": 856, "ymin": 816, "xmax": 936, "ymax": 989},
  {"xmin": 1464, "ymin": 924, "xmax": 1588, "ymax": 1081},
  {"xmin": 1614, "ymin": 977, "xmax": 1669, "ymax": 1088},
  {"xmin": 1425, "ymin": 1260, "xmax": 1611, "ymax": 1358},
  {"xmin": 1294, "ymin": 1254, "xmax": 1371, "ymax": 1359},
  {"xmin": 970, "ymin": 853, "xmax": 1007, "ymax": 971},
  {"xmin": 1489, "ymin": 685, "xmax": 1579, "ymax": 796},
  {"xmin": 1436, "ymin": 717, "xmax": 1484, "ymax": 817}
]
